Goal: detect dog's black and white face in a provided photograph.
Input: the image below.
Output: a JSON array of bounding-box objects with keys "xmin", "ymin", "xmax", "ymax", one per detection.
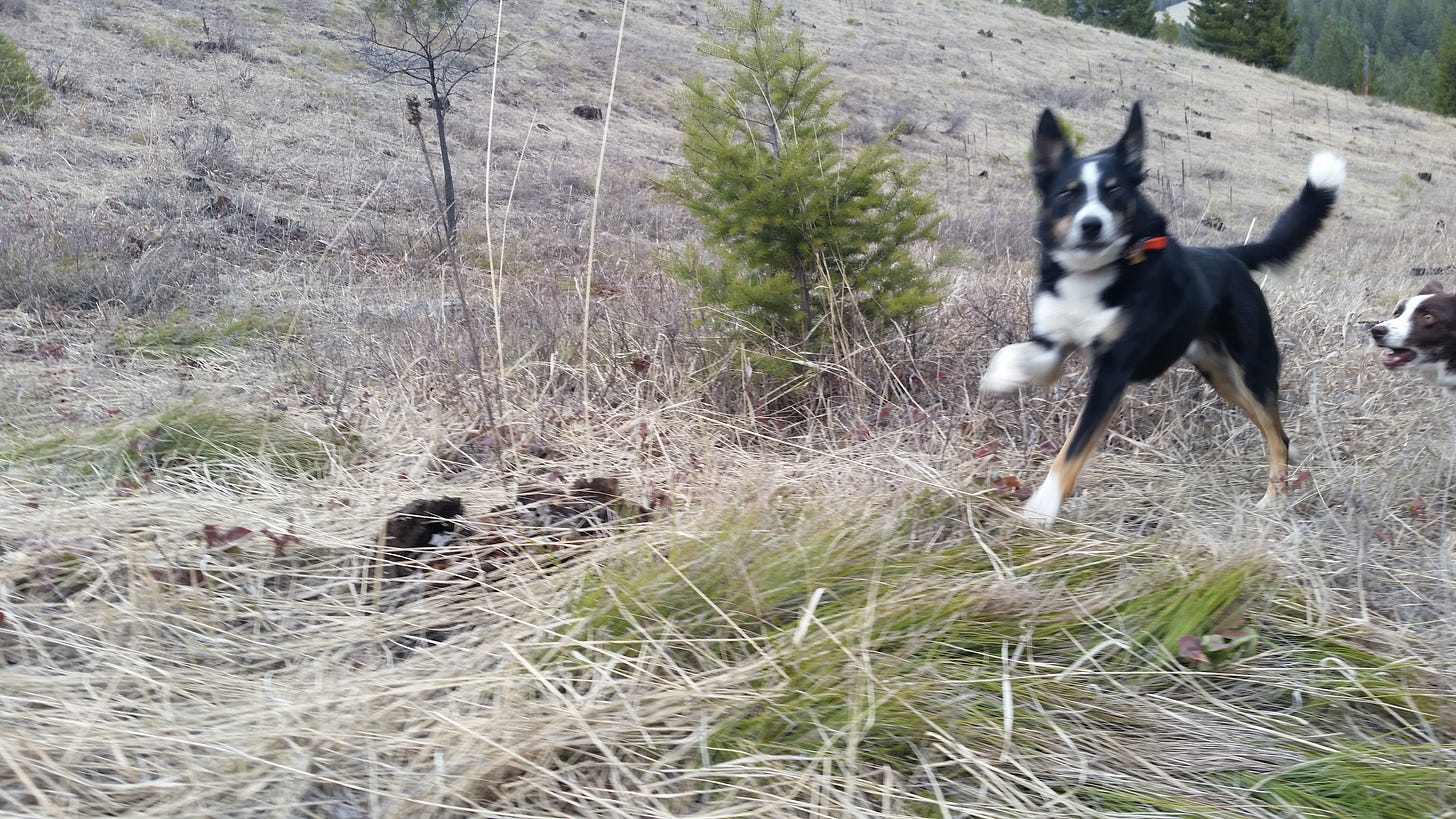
[
  {"xmin": 1370, "ymin": 280, "xmax": 1456, "ymax": 395},
  {"xmin": 1033, "ymin": 103, "xmax": 1147, "ymax": 274}
]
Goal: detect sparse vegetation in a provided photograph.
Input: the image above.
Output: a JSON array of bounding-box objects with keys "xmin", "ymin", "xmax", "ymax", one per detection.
[
  {"xmin": 0, "ymin": 31, "xmax": 48, "ymax": 123},
  {"xmin": 355, "ymin": 0, "xmax": 511, "ymax": 245},
  {"xmin": 1, "ymin": 401, "xmax": 338, "ymax": 490},
  {"xmin": 662, "ymin": 0, "xmax": 943, "ymax": 388},
  {"xmin": 111, "ymin": 309, "xmax": 291, "ymax": 357},
  {"xmin": 139, "ymin": 27, "xmax": 196, "ymax": 59}
]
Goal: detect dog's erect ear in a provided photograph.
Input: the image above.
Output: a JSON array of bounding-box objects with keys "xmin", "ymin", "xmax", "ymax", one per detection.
[
  {"xmin": 1033, "ymin": 108, "xmax": 1072, "ymax": 187},
  {"xmin": 1117, "ymin": 102, "xmax": 1145, "ymax": 182},
  {"xmin": 1419, "ymin": 279, "xmax": 1446, "ymax": 295}
]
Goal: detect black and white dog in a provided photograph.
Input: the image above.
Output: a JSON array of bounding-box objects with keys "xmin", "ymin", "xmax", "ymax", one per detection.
[
  {"xmin": 982, "ymin": 102, "xmax": 1344, "ymax": 526},
  {"xmin": 1370, "ymin": 281, "xmax": 1456, "ymax": 398}
]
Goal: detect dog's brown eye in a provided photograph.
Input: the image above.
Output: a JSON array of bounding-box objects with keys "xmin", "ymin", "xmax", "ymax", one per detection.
[{"xmin": 1421, "ymin": 311, "xmax": 1436, "ymax": 325}]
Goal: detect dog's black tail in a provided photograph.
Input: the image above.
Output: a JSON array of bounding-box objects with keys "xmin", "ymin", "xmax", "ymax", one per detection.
[{"xmin": 1226, "ymin": 151, "xmax": 1344, "ymax": 273}]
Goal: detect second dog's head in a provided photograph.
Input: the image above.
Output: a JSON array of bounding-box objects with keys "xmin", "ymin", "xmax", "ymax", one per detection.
[
  {"xmin": 1032, "ymin": 102, "xmax": 1151, "ymax": 274},
  {"xmin": 1370, "ymin": 280, "xmax": 1456, "ymax": 374}
]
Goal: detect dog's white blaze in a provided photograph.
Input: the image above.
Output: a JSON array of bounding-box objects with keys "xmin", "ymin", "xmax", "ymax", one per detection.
[
  {"xmin": 1032, "ymin": 269, "xmax": 1122, "ymax": 348},
  {"xmin": 1074, "ymin": 162, "xmax": 1115, "ymax": 239},
  {"xmin": 1022, "ymin": 473, "xmax": 1062, "ymax": 527},
  {"xmin": 1373, "ymin": 294, "xmax": 1428, "ymax": 348},
  {"xmin": 1307, "ymin": 151, "xmax": 1346, "ymax": 191},
  {"xmin": 1049, "ymin": 162, "xmax": 1124, "ymax": 273}
]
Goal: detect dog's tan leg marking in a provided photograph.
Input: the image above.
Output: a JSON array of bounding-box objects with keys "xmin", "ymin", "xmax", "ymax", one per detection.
[
  {"xmin": 1188, "ymin": 347, "xmax": 1289, "ymax": 508},
  {"xmin": 1022, "ymin": 393, "xmax": 1122, "ymax": 526}
]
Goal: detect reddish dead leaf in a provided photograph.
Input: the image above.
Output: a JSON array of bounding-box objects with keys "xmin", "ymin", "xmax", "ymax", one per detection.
[
  {"xmin": 114, "ymin": 476, "xmax": 148, "ymax": 497},
  {"xmin": 202, "ymin": 524, "xmax": 252, "ymax": 550},
  {"xmin": 1409, "ymin": 495, "xmax": 1427, "ymax": 518},
  {"xmin": 1039, "ymin": 440, "xmax": 1059, "ymax": 456},
  {"xmin": 128, "ymin": 428, "xmax": 160, "ymax": 455},
  {"xmin": 1176, "ymin": 635, "xmax": 1209, "ymax": 665},
  {"xmin": 1375, "ymin": 528, "xmax": 1394, "ymax": 544},
  {"xmin": 918, "ymin": 366, "xmax": 949, "ymax": 386},
  {"xmin": 972, "ymin": 442, "xmax": 1000, "ymax": 459},
  {"xmin": 993, "ymin": 475, "xmax": 1032, "ymax": 501},
  {"xmin": 628, "ymin": 354, "xmax": 653, "ymax": 376},
  {"xmin": 591, "ymin": 281, "xmax": 624, "ymax": 300},
  {"xmin": 1287, "ymin": 470, "xmax": 1313, "ymax": 490},
  {"xmin": 261, "ymin": 528, "xmax": 300, "ymax": 557}
]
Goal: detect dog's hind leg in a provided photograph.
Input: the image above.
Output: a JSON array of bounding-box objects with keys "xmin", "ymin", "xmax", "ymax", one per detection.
[
  {"xmin": 981, "ymin": 338, "xmax": 1070, "ymax": 395},
  {"xmin": 1022, "ymin": 367, "xmax": 1129, "ymax": 526},
  {"xmin": 1186, "ymin": 342, "xmax": 1290, "ymax": 508}
]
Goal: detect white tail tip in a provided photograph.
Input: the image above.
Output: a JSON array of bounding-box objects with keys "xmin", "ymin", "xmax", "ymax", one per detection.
[{"xmin": 1308, "ymin": 151, "xmax": 1345, "ymax": 191}]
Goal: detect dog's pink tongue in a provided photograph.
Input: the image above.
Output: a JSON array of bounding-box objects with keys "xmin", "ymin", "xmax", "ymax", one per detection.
[{"xmin": 1383, "ymin": 349, "xmax": 1416, "ymax": 369}]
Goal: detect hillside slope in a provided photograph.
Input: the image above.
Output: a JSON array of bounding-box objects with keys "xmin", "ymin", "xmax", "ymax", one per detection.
[{"xmin": 1, "ymin": 1, "xmax": 1454, "ymax": 816}]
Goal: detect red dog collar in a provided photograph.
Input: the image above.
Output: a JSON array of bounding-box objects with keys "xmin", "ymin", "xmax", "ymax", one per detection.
[{"xmin": 1127, "ymin": 236, "xmax": 1168, "ymax": 264}]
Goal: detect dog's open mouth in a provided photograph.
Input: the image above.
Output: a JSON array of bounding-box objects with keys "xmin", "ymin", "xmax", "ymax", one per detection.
[{"xmin": 1381, "ymin": 347, "xmax": 1417, "ymax": 369}]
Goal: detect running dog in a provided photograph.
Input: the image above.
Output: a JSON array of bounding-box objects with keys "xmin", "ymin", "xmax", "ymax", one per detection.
[{"xmin": 982, "ymin": 102, "xmax": 1344, "ymax": 525}]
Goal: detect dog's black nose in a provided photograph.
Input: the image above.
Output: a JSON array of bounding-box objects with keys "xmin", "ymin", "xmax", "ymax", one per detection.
[
  {"xmin": 1371, "ymin": 324, "xmax": 1387, "ymax": 341},
  {"xmin": 1079, "ymin": 218, "xmax": 1102, "ymax": 241}
]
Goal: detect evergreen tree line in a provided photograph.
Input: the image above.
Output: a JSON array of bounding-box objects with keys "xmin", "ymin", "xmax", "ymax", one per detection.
[
  {"xmin": 1288, "ymin": 0, "xmax": 1456, "ymax": 114},
  {"xmin": 1007, "ymin": 0, "xmax": 1456, "ymax": 117}
]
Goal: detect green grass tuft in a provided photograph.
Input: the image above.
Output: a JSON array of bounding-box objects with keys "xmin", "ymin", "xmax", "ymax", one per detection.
[
  {"xmin": 1, "ymin": 401, "xmax": 336, "ymax": 489},
  {"xmin": 565, "ymin": 494, "xmax": 1455, "ymax": 811},
  {"xmin": 111, "ymin": 309, "xmax": 292, "ymax": 358}
]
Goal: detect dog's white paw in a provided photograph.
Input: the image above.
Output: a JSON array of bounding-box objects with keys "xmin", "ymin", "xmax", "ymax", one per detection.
[
  {"xmin": 1020, "ymin": 478, "xmax": 1062, "ymax": 527},
  {"xmin": 980, "ymin": 346, "xmax": 1027, "ymax": 395},
  {"xmin": 1254, "ymin": 487, "xmax": 1284, "ymax": 509},
  {"xmin": 982, "ymin": 342, "xmax": 1059, "ymax": 395}
]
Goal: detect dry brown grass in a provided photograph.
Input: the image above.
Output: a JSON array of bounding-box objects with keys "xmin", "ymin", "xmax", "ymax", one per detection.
[{"xmin": 2, "ymin": 0, "xmax": 1455, "ymax": 815}]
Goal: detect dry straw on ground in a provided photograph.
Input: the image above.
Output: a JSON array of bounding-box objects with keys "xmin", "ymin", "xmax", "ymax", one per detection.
[{"xmin": 1, "ymin": 0, "xmax": 1455, "ymax": 816}]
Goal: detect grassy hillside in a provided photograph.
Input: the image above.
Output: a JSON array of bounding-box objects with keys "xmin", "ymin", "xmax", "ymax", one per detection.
[{"xmin": 1, "ymin": 0, "xmax": 1454, "ymax": 816}]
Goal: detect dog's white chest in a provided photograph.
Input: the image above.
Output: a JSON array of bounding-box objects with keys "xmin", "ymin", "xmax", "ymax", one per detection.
[
  {"xmin": 1412, "ymin": 361, "xmax": 1456, "ymax": 394},
  {"xmin": 1032, "ymin": 270, "xmax": 1122, "ymax": 348}
]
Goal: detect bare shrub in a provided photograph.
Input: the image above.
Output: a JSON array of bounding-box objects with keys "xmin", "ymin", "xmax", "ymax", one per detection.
[
  {"xmin": 0, "ymin": 190, "xmax": 230, "ymax": 313},
  {"xmin": 1023, "ymin": 81, "xmax": 1117, "ymax": 111},
  {"xmin": 169, "ymin": 119, "xmax": 241, "ymax": 179},
  {"xmin": 43, "ymin": 59, "xmax": 84, "ymax": 96},
  {"xmin": 195, "ymin": 15, "xmax": 253, "ymax": 59}
]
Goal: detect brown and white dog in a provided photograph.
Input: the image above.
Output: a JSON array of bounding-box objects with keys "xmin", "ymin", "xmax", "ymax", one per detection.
[{"xmin": 1370, "ymin": 280, "xmax": 1456, "ymax": 398}]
